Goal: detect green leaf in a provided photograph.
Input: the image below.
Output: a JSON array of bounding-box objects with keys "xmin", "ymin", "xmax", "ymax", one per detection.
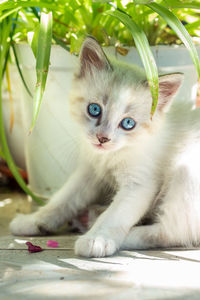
[
  {"xmin": 0, "ymin": 6, "xmax": 21, "ymax": 22},
  {"xmin": 68, "ymin": 0, "xmax": 81, "ymax": 10},
  {"xmin": 0, "ymin": 145, "xmax": 5, "ymax": 160},
  {"xmin": 30, "ymin": 11, "xmax": 52, "ymax": 132},
  {"xmin": 133, "ymin": 0, "xmax": 154, "ymax": 4},
  {"xmin": 12, "ymin": 44, "xmax": 33, "ymax": 97},
  {"xmin": 163, "ymin": 0, "xmax": 200, "ymax": 10},
  {"xmin": 147, "ymin": 2, "xmax": 200, "ymax": 77},
  {"xmin": 27, "ymin": 24, "xmax": 40, "ymax": 59},
  {"xmin": 52, "ymin": 35, "xmax": 70, "ymax": 52},
  {"xmin": 106, "ymin": 9, "xmax": 159, "ymax": 115},
  {"xmin": 0, "ymin": 84, "xmax": 44, "ymax": 204},
  {"xmin": 92, "ymin": 0, "xmax": 112, "ymax": 2},
  {"xmin": 185, "ymin": 19, "xmax": 200, "ymax": 32},
  {"xmin": 0, "ymin": 1, "xmax": 63, "ymax": 13},
  {"xmin": 0, "ymin": 17, "xmax": 44, "ymax": 205}
]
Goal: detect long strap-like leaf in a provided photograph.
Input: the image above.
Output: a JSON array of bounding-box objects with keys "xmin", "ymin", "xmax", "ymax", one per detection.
[
  {"xmin": 0, "ymin": 18, "xmax": 44, "ymax": 205},
  {"xmin": 0, "ymin": 1, "xmax": 61, "ymax": 13},
  {"xmin": 163, "ymin": 0, "xmax": 200, "ymax": 10},
  {"xmin": 0, "ymin": 85, "xmax": 44, "ymax": 204},
  {"xmin": 147, "ymin": 2, "xmax": 200, "ymax": 77},
  {"xmin": 12, "ymin": 44, "xmax": 33, "ymax": 97},
  {"xmin": 106, "ymin": 9, "xmax": 159, "ymax": 115},
  {"xmin": 30, "ymin": 11, "xmax": 52, "ymax": 132}
]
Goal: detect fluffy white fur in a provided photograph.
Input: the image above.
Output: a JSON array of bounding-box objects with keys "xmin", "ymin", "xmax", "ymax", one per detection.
[{"xmin": 10, "ymin": 37, "xmax": 200, "ymax": 257}]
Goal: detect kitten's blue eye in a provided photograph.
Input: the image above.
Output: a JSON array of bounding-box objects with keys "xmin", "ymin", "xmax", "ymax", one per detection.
[
  {"xmin": 88, "ymin": 103, "xmax": 101, "ymax": 118},
  {"xmin": 120, "ymin": 117, "xmax": 136, "ymax": 130}
]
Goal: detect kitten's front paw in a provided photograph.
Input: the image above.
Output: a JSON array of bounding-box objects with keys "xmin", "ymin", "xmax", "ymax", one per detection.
[
  {"xmin": 75, "ymin": 234, "xmax": 118, "ymax": 258},
  {"xmin": 10, "ymin": 213, "xmax": 51, "ymax": 236}
]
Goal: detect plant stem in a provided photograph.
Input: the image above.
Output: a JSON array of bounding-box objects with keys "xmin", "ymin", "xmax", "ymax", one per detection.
[
  {"xmin": 0, "ymin": 72, "xmax": 45, "ymax": 205},
  {"xmin": 0, "ymin": 16, "xmax": 44, "ymax": 205},
  {"xmin": 11, "ymin": 44, "xmax": 33, "ymax": 98},
  {"xmin": 5, "ymin": 64, "xmax": 14, "ymax": 132}
]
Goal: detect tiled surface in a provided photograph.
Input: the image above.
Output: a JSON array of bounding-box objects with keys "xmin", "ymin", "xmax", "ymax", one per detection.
[{"xmin": 1, "ymin": 190, "xmax": 200, "ymax": 299}]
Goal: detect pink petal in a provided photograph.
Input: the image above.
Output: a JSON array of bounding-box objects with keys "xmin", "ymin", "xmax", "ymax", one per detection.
[
  {"xmin": 26, "ymin": 242, "xmax": 43, "ymax": 253},
  {"xmin": 47, "ymin": 240, "xmax": 59, "ymax": 248}
]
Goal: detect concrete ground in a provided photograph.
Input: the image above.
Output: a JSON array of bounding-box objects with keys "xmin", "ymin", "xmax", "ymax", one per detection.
[{"xmin": 1, "ymin": 189, "xmax": 200, "ymax": 300}]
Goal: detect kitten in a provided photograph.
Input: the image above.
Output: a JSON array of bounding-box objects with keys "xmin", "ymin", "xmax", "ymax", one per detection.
[{"xmin": 10, "ymin": 37, "xmax": 200, "ymax": 258}]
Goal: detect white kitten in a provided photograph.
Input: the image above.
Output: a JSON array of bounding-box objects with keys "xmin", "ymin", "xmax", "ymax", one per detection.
[{"xmin": 10, "ymin": 37, "xmax": 200, "ymax": 258}]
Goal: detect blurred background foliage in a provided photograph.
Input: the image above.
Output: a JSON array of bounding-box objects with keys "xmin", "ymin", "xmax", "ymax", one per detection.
[{"xmin": 2, "ymin": 0, "xmax": 199, "ymax": 54}]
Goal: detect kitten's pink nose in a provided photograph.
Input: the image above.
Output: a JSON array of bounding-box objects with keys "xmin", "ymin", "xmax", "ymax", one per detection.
[{"xmin": 96, "ymin": 134, "xmax": 111, "ymax": 144}]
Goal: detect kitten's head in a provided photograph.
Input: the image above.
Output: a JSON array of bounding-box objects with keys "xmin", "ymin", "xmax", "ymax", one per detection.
[{"xmin": 70, "ymin": 37, "xmax": 183, "ymax": 153}]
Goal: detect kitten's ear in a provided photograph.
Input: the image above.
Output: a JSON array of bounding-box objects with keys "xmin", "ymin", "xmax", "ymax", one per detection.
[
  {"xmin": 79, "ymin": 36, "xmax": 112, "ymax": 77},
  {"xmin": 156, "ymin": 73, "xmax": 184, "ymax": 112}
]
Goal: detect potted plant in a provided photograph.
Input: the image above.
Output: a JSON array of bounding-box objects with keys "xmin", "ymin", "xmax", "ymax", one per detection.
[{"xmin": 0, "ymin": 0, "xmax": 200, "ymax": 202}]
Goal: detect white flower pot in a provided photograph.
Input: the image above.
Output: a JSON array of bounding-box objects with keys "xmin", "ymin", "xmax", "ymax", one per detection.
[
  {"xmin": 2, "ymin": 44, "xmax": 200, "ymax": 198},
  {"xmin": 2, "ymin": 68, "xmax": 26, "ymax": 170},
  {"xmin": 104, "ymin": 44, "xmax": 200, "ymax": 104},
  {"xmin": 15, "ymin": 45, "xmax": 80, "ymax": 198}
]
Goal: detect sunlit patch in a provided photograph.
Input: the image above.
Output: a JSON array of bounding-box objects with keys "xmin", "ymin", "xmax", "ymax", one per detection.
[
  {"xmin": 27, "ymin": 196, "xmax": 33, "ymax": 203},
  {"xmin": 14, "ymin": 239, "xmax": 28, "ymax": 244},
  {"xmin": 59, "ymin": 252, "xmax": 200, "ymax": 289},
  {"xmin": 0, "ymin": 198, "xmax": 12, "ymax": 207},
  {"xmin": 8, "ymin": 243, "xmax": 15, "ymax": 249}
]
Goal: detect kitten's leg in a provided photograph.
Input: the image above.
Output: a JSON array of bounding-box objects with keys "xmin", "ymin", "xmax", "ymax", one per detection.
[
  {"xmin": 10, "ymin": 168, "xmax": 99, "ymax": 236},
  {"xmin": 123, "ymin": 161, "xmax": 200, "ymax": 250},
  {"xmin": 121, "ymin": 224, "xmax": 168, "ymax": 250},
  {"xmin": 75, "ymin": 151, "xmax": 200, "ymax": 257},
  {"xmin": 75, "ymin": 179, "xmax": 158, "ymax": 257}
]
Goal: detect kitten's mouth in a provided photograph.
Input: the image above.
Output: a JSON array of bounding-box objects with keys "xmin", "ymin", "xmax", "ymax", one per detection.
[{"xmin": 92, "ymin": 143, "xmax": 105, "ymax": 150}]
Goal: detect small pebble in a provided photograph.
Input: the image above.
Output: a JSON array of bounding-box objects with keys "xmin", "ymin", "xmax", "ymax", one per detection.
[{"xmin": 47, "ymin": 240, "xmax": 59, "ymax": 248}]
